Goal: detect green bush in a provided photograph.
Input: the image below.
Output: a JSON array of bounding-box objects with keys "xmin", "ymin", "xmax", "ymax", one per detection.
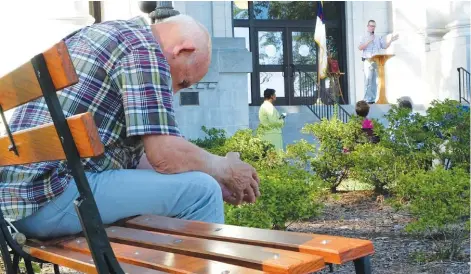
[
  {"xmin": 424, "ymin": 100, "xmax": 470, "ymax": 171},
  {"xmin": 393, "ymin": 167, "xmax": 470, "ymax": 260},
  {"xmin": 384, "ymin": 99, "xmax": 470, "ymax": 172},
  {"xmin": 191, "ymin": 126, "xmax": 324, "ymax": 230},
  {"xmin": 287, "ymin": 116, "xmax": 366, "ymax": 192},
  {"xmin": 222, "ymin": 129, "xmax": 275, "ymax": 166},
  {"xmin": 191, "ymin": 126, "xmax": 226, "ymax": 150},
  {"xmin": 350, "ymin": 143, "xmax": 407, "ymax": 194},
  {"xmin": 225, "ymin": 165, "xmax": 325, "ymax": 229}
]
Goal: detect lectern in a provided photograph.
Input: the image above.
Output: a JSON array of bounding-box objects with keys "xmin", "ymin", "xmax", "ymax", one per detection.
[{"xmin": 370, "ymin": 54, "xmax": 394, "ymax": 104}]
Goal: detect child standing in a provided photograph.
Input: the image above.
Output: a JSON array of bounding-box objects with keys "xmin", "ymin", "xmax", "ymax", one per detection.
[{"xmin": 355, "ymin": 100, "xmax": 379, "ymax": 143}]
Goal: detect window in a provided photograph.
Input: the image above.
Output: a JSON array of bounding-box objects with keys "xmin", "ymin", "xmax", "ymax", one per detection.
[
  {"xmin": 233, "ymin": 1, "xmax": 249, "ymax": 19},
  {"xmin": 253, "ymin": 1, "xmax": 316, "ymax": 20}
]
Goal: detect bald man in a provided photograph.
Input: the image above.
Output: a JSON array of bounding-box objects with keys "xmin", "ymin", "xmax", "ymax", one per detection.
[{"xmin": 3, "ymin": 15, "xmax": 260, "ymax": 239}]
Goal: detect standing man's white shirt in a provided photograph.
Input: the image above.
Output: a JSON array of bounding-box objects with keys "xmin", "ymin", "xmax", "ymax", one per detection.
[
  {"xmin": 359, "ymin": 33, "xmax": 387, "ymax": 59},
  {"xmin": 358, "ymin": 20, "xmax": 398, "ymax": 103}
]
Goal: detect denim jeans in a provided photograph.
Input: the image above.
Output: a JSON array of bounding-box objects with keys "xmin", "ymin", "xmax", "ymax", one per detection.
[
  {"xmin": 363, "ymin": 59, "xmax": 378, "ymax": 103},
  {"xmin": 13, "ymin": 169, "xmax": 224, "ymax": 239}
]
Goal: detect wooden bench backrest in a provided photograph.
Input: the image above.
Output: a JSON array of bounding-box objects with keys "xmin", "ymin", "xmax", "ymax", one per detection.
[{"xmin": 0, "ymin": 41, "xmax": 104, "ymax": 167}]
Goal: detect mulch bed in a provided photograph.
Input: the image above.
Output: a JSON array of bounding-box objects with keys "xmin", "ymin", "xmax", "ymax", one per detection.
[{"xmin": 288, "ymin": 191, "xmax": 470, "ymax": 274}]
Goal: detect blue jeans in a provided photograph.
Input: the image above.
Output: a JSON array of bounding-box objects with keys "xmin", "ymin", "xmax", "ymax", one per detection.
[
  {"xmin": 13, "ymin": 169, "xmax": 224, "ymax": 239},
  {"xmin": 363, "ymin": 60, "xmax": 378, "ymax": 103}
]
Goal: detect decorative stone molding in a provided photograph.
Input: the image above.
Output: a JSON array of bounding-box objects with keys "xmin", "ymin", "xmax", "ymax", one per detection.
[{"xmin": 443, "ymin": 1, "xmax": 470, "ymax": 39}]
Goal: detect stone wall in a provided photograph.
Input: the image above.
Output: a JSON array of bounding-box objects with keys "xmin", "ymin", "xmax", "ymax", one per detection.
[
  {"xmin": 173, "ymin": 37, "xmax": 252, "ymax": 140},
  {"xmin": 169, "ymin": 1, "xmax": 251, "ymax": 140}
]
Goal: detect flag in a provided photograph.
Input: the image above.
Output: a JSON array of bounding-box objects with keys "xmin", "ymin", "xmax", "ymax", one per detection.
[{"xmin": 314, "ymin": 1, "xmax": 328, "ymax": 80}]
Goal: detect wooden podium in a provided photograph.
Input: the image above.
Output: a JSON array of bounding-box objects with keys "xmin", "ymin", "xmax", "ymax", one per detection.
[{"xmin": 370, "ymin": 54, "xmax": 394, "ymax": 104}]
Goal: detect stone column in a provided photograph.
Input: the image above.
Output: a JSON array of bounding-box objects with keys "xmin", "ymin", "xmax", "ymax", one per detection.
[
  {"xmin": 424, "ymin": 2, "xmax": 450, "ymax": 46},
  {"xmin": 387, "ymin": 2, "xmax": 429, "ymax": 105},
  {"xmin": 437, "ymin": 1, "xmax": 471, "ymax": 101},
  {"xmin": 443, "ymin": 1, "xmax": 471, "ymax": 39}
]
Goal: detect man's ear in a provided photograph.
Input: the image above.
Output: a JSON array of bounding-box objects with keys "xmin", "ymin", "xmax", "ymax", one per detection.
[{"xmin": 172, "ymin": 40, "xmax": 196, "ymax": 58}]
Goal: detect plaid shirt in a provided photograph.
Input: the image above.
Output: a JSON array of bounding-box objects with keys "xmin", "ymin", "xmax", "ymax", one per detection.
[{"xmin": 0, "ymin": 17, "xmax": 181, "ymax": 221}]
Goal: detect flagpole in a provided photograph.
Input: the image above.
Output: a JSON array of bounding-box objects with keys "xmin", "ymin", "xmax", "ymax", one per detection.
[{"xmin": 317, "ymin": 45, "xmax": 321, "ymax": 88}]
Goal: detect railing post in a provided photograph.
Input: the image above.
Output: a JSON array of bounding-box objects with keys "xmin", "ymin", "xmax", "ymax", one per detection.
[{"xmin": 458, "ymin": 68, "xmax": 462, "ymax": 103}]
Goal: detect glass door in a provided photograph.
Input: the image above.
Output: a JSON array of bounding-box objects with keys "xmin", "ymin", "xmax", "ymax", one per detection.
[
  {"xmin": 254, "ymin": 27, "xmax": 319, "ymax": 105},
  {"xmin": 254, "ymin": 28, "xmax": 289, "ymax": 105},
  {"xmin": 288, "ymin": 28, "xmax": 318, "ymax": 105}
]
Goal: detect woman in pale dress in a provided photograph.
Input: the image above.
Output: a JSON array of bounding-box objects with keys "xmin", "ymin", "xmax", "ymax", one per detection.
[{"xmin": 258, "ymin": 88, "xmax": 286, "ymax": 150}]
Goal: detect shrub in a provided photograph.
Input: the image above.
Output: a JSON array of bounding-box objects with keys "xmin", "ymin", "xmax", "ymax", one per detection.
[
  {"xmin": 424, "ymin": 100, "xmax": 470, "ymax": 171},
  {"xmin": 350, "ymin": 143, "xmax": 407, "ymax": 194},
  {"xmin": 191, "ymin": 126, "xmax": 324, "ymax": 230},
  {"xmin": 287, "ymin": 116, "xmax": 367, "ymax": 192},
  {"xmin": 384, "ymin": 99, "xmax": 470, "ymax": 172},
  {"xmin": 222, "ymin": 129, "xmax": 275, "ymax": 166},
  {"xmin": 225, "ymin": 165, "xmax": 325, "ymax": 230},
  {"xmin": 393, "ymin": 167, "xmax": 470, "ymax": 260},
  {"xmin": 191, "ymin": 126, "xmax": 226, "ymax": 150}
]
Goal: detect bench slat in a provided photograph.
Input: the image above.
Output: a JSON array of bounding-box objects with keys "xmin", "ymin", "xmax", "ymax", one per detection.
[
  {"xmin": 126, "ymin": 215, "xmax": 374, "ymax": 264},
  {"xmin": 106, "ymin": 226, "xmax": 325, "ymax": 274},
  {"xmin": 57, "ymin": 237, "xmax": 265, "ymax": 274},
  {"xmin": 26, "ymin": 242, "xmax": 164, "ymax": 274},
  {"xmin": 0, "ymin": 112, "xmax": 104, "ymax": 166},
  {"xmin": 0, "ymin": 41, "xmax": 78, "ymax": 112}
]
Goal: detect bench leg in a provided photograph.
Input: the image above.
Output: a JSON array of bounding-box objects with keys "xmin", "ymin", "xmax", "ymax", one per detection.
[
  {"xmin": 0, "ymin": 229, "xmax": 14, "ymax": 274},
  {"xmin": 54, "ymin": 264, "xmax": 61, "ymax": 274},
  {"xmin": 353, "ymin": 256, "xmax": 372, "ymax": 274},
  {"xmin": 12, "ymin": 254, "xmax": 20, "ymax": 273},
  {"xmin": 24, "ymin": 259, "xmax": 35, "ymax": 274}
]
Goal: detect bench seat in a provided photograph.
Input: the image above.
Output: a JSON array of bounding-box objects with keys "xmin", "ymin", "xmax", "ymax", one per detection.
[
  {"xmin": 126, "ymin": 215, "xmax": 375, "ymax": 265},
  {"xmin": 23, "ymin": 213, "xmax": 375, "ymax": 273}
]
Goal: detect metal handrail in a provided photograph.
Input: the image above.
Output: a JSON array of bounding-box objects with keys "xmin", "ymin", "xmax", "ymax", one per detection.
[
  {"xmin": 295, "ymin": 67, "xmax": 351, "ymax": 122},
  {"xmin": 458, "ymin": 67, "xmax": 470, "ymax": 104}
]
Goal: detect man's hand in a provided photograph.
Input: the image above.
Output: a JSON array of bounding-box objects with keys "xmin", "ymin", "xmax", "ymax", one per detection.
[
  {"xmin": 217, "ymin": 152, "xmax": 260, "ymax": 206},
  {"xmin": 385, "ymin": 32, "xmax": 399, "ymax": 47},
  {"xmin": 391, "ymin": 32, "xmax": 399, "ymax": 42},
  {"xmin": 358, "ymin": 35, "xmax": 375, "ymax": 50},
  {"xmin": 368, "ymin": 35, "xmax": 375, "ymax": 43}
]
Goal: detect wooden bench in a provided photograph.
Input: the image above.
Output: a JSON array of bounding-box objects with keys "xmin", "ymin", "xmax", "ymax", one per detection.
[{"xmin": 0, "ymin": 40, "xmax": 374, "ymax": 274}]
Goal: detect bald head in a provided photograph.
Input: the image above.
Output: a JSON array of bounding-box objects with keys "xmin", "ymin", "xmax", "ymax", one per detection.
[{"xmin": 151, "ymin": 15, "xmax": 212, "ymax": 92}]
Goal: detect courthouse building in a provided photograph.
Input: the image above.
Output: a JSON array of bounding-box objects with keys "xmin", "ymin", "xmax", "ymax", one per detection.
[{"xmin": 0, "ymin": 1, "xmax": 469, "ymax": 144}]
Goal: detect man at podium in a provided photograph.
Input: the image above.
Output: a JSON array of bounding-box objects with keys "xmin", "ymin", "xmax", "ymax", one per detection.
[{"xmin": 358, "ymin": 19, "xmax": 399, "ymax": 104}]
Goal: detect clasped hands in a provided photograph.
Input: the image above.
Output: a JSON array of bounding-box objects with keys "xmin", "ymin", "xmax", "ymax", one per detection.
[{"xmin": 216, "ymin": 152, "xmax": 261, "ymax": 206}]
